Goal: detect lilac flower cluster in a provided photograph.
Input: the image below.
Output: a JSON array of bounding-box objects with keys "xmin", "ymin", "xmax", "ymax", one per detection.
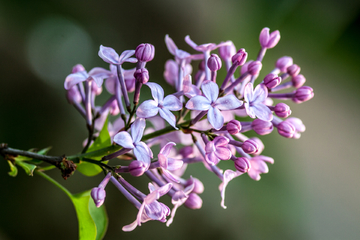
[{"xmin": 65, "ymin": 27, "xmax": 313, "ymax": 231}]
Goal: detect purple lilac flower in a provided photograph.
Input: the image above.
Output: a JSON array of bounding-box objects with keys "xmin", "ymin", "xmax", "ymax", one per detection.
[
  {"xmin": 64, "ymin": 67, "xmax": 109, "ymax": 90},
  {"xmin": 248, "ymin": 156, "xmax": 274, "ymax": 181},
  {"xmin": 136, "ymin": 82, "xmax": 182, "ymax": 129},
  {"xmin": 244, "ymin": 82, "xmax": 273, "ymax": 121},
  {"xmin": 113, "ymin": 118, "xmax": 153, "ymax": 169},
  {"xmin": 186, "ymin": 80, "xmax": 243, "ymax": 130},
  {"xmin": 205, "ymin": 136, "xmax": 232, "ymax": 165},
  {"xmin": 122, "ymin": 182, "xmax": 172, "ymax": 232},
  {"xmin": 98, "ymin": 45, "xmax": 137, "ymax": 65},
  {"xmin": 91, "ymin": 172, "xmax": 111, "ymax": 208},
  {"xmin": 259, "ymin": 27, "xmax": 280, "ymax": 49},
  {"xmin": 157, "ymin": 142, "xmax": 183, "ymax": 182}
]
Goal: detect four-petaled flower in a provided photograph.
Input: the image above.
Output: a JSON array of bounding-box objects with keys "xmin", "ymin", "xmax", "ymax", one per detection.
[
  {"xmin": 186, "ymin": 80, "xmax": 243, "ymax": 130},
  {"xmin": 205, "ymin": 136, "xmax": 232, "ymax": 165},
  {"xmin": 122, "ymin": 183, "xmax": 173, "ymax": 232},
  {"xmin": 136, "ymin": 82, "xmax": 182, "ymax": 129},
  {"xmin": 113, "ymin": 118, "xmax": 153, "ymax": 168},
  {"xmin": 64, "ymin": 67, "xmax": 110, "ymax": 90},
  {"xmin": 244, "ymin": 82, "xmax": 273, "ymax": 121}
]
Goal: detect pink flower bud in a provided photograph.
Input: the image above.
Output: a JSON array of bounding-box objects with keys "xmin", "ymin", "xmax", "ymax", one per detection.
[
  {"xmin": 291, "ymin": 74, "xmax": 306, "ymax": 88},
  {"xmin": 231, "ymin": 48, "xmax": 247, "ymax": 66},
  {"xmin": 292, "ymin": 86, "xmax": 314, "ymax": 103},
  {"xmin": 134, "ymin": 68, "xmax": 149, "ymax": 84},
  {"xmin": 251, "ymin": 119, "xmax": 273, "ymax": 135},
  {"xmin": 91, "ymin": 187, "xmax": 106, "ymax": 207},
  {"xmin": 66, "ymin": 86, "xmax": 82, "ymax": 104},
  {"xmin": 247, "ymin": 61, "xmax": 262, "ymax": 76},
  {"xmin": 263, "ymin": 73, "xmax": 281, "ymax": 89},
  {"xmin": 179, "ymin": 146, "xmax": 194, "ymax": 158},
  {"xmin": 72, "ymin": 64, "xmax": 85, "ymax": 73},
  {"xmin": 274, "ymin": 103, "xmax": 291, "ymax": 118},
  {"xmin": 185, "ymin": 178, "xmax": 204, "ymax": 194},
  {"xmin": 135, "ymin": 43, "xmax": 155, "ymax": 62},
  {"xmin": 276, "ymin": 56, "xmax": 293, "ymax": 72},
  {"xmin": 109, "ymin": 100, "xmax": 120, "ymax": 116},
  {"xmin": 226, "ymin": 120, "xmax": 242, "ymax": 134},
  {"xmin": 184, "ymin": 193, "xmax": 203, "ymax": 209},
  {"xmin": 125, "ymin": 78, "xmax": 136, "ymax": 92},
  {"xmin": 241, "ymin": 139, "xmax": 259, "ymax": 154},
  {"xmin": 207, "ymin": 53, "xmax": 222, "ymax": 71},
  {"xmin": 234, "ymin": 157, "xmax": 251, "ymax": 173},
  {"xmin": 218, "ymin": 41, "xmax": 236, "ymax": 60},
  {"xmin": 259, "ymin": 27, "xmax": 280, "ymax": 49},
  {"xmin": 287, "ymin": 64, "xmax": 301, "ymax": 77},
  {"xmin": 128, "ymin": 160, "xmax": 147, "ymax": 177},
  {"xmin": 277, "ymin": 121, "xmax": 296, "ymax": 138},
  {"xmin": 249, "ymin": 137, "xmax": 264, "ymax": 155}
]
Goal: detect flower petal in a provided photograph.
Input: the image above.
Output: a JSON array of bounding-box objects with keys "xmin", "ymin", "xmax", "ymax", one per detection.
[
  {"xmin": 134, "ymin": 142, "xmax": 152, "ymax": 167},
  {"xmin": 98, "ymin": 45, "xmax": 119, "ymax": 65},
  {"xmin": 136, "ymin": 100, "xmax": 159, "ymax": 118},
  {"xmin": 216, "ymin": 94, "xmax": 243, "ymax": 110},
  {"xmin": 113, "ymin": 131, "xmax": 135, "ymax": 149},
  {"xmin": 163, "ymin": 95, "xmax": 182, "ymax": 111},
  {"xmin": 64, "ymin": 71, "xmax": 88, "ymax": 90},
  {"xmin": 252, "ymin": 104, "xmax": 273, "ymax": 121},
  {"xmin": 118, "ymin": 50, "xmax": 136, "ymax": 64},
  {"xmin": 202, "ymin": 80, "xmax": 218, "ymax": 103},
  {"xmin": 219, "ymin": 170, "xmax": 243, "ymax": 209},
  {"xmin": 244, "ymin": 82, "xmax": 254, "ymax": 103},
  {"xmin": 252, "ymin": 83, "xmax": 268, "ymax": 104},
  {"xmin": 185, "ymin": 96, "xmax": 211, "ymax": 111},
  {"xmin": 214, "ymin": 146, "xmax": 232, "ymax": 160},
  {"xmin": 213, "ymin": 136, "xmax": 229, "ymax": 147},
  {"xmin": 146, "ymin": 82, "xmax": 164, "ymax": 102},
  {"xmin": 159, "ymin": 108, "xmax": 177, "ymax": 129},
  {"xmin": 159, "ymin": 142, "xmax": 176, "ymax": 156},
  {"xmin": 207, "ymin": 107, "xmax": 224, "ymax": 130},
  {"xmin": 131, "ymin": 118, "xmax": 146, "ymax": 143},
  {"xmin": 165, "ymin": 35, "xmax": 178, "ymax": 55}
]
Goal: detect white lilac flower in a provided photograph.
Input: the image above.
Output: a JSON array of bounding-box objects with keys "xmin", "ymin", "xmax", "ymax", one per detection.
[
  {"xmin": 136, "ymin": 82, "xmax": 182, "ymax": 129},
  {"xmin": 186, "ymin": 80, "xmax": 243, "ymax": 130},
  {"xmin": 244, "ymin": 82, "xmax": 273, "ymax": 121}
]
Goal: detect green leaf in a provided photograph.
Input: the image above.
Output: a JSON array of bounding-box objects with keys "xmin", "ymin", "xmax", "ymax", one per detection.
[
  {"xmin": 71, "ymin": 191, "xmax": 108, "ymax": 240},
  {"xmin": 7, "ymin": 160, "xmax": 18, "ymax": 177},
  {"xmin": 36, "ymin": 172, "xmax": 108, "ymax": 240},
  {"xmin": 78, "ymin": 117, "xmax": 111, "ymax": 177},
  {"xmin": 16, "ymin": 161, "xmax": 37, "ymax": 176},
  {"xmin": 36, "ymin": 146, "xmax": 52, "ymax": 155}
]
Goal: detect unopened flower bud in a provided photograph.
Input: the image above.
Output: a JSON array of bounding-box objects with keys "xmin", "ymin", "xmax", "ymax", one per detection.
[
  {"xmin": 247, "ymin": 61, "xmax": 262, "ymax": 76},
  {"xmin": 241, "ymin": 139, "xmax": 259, "ymax": 154},
  {"xmin": 185, "ymin": 178, "xmax": 204, "ymax": 194},
  {"xmin": 285, "ymin": 117, "xmax": 305, "ymax": 133},
  {"xmin": 207, "ymin": 54, "xmax": 222, "ymax": 71},
  {"xmin": 134, "ymin": 68, "xmax": 149, "ymax": 84},
  {"xmin": 249, "ymin": 137, "xmax": 264, "ymax": 155},
  {"xmin": 226, "ymin": 120, "xmax": 242, "ymax": 134},
  {"xmin": 164, "ymin": 60, "xmax": 178, "ymax": 86},
  {"xmin": 91, "ymin": 82, "xmax": 102, "ymax": 95},
  {"xmin": 128, "ymin": 160, "xmax": 147, "ymax": 177},
  {"xmin": 184, "ymin": 193, "xmax": 203, "ymax": 209},
  {"xmin": 66, "ymin": 86, "xmax": 82, "ymax": 104},
  {"xmin": 274, "ymin": 103, "xmax": 291, "ymax": 118},
  {"xmin": 231, "ymin": 48, "xmax": 247, "ymax": 66},
  {"xmin": 233, "ymin": 157, "xmax": 251, "ymax": 173},
  {"xmin": 91, "ymin": 187, "xmax": 106, "ymax": 208},
  {"xmin": 135, "ymin": 43, "xmax": 155, "ymax": 62},
  {"xmin": 109, "ymin": 100, "xmax": 120, "ymax": 116},
  {"xmin": 287, "ymin": 64, "xmax": 301, "ymax": 77},
  {"xmin": 263, "ymin": 73, "xmax": 281, "ymax": 89},
  {"xmin": 125, "ymin": 78, "xmax": 136, "ymax": 92},
  {"xmin": 251, "ymin": 119, "xmax": 273, "ymax": 135},
  {"xmin": 218, "ymin": 41, "xmax": 236, "ymax": 60},
  {"xmin": 179, "ymin": 146, "xmax": 194, "ymax": 158},
  {"xmin": 276, "ymin": 56, "xmax": 293, "ymax": 72},
  {"xmin": 291, "ymin": 74, "xmax": 306, "ymax": 88},
  {"xmin": 292, "ymin": 86, "xmax": 314, "ymax": 103},
  {"xmin": 72, "ymin": 64, "xmax": 85, "ymax": 73},
  {"xmin": 277, "ymin": 121, "xmax": 296, "ymax": 138},
  {"xmin": 259, "ymin": 27, "xmax": 281, "ymax": 49}
]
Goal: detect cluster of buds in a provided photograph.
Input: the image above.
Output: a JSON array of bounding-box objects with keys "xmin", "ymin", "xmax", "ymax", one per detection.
[{"xmin": 64, "ymin": 27, "xmax": 313, "ymax": 231}]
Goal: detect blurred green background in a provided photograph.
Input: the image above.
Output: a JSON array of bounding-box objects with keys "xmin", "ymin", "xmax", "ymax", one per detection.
[{"xmin": 1, "ymin": 0, "xmax": 360, "ymax": 239}]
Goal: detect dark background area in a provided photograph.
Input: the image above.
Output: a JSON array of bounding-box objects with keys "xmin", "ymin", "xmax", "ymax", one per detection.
[{"xmin": 0, "ymin": 0, "xmax": 360, "ymax": 239}]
